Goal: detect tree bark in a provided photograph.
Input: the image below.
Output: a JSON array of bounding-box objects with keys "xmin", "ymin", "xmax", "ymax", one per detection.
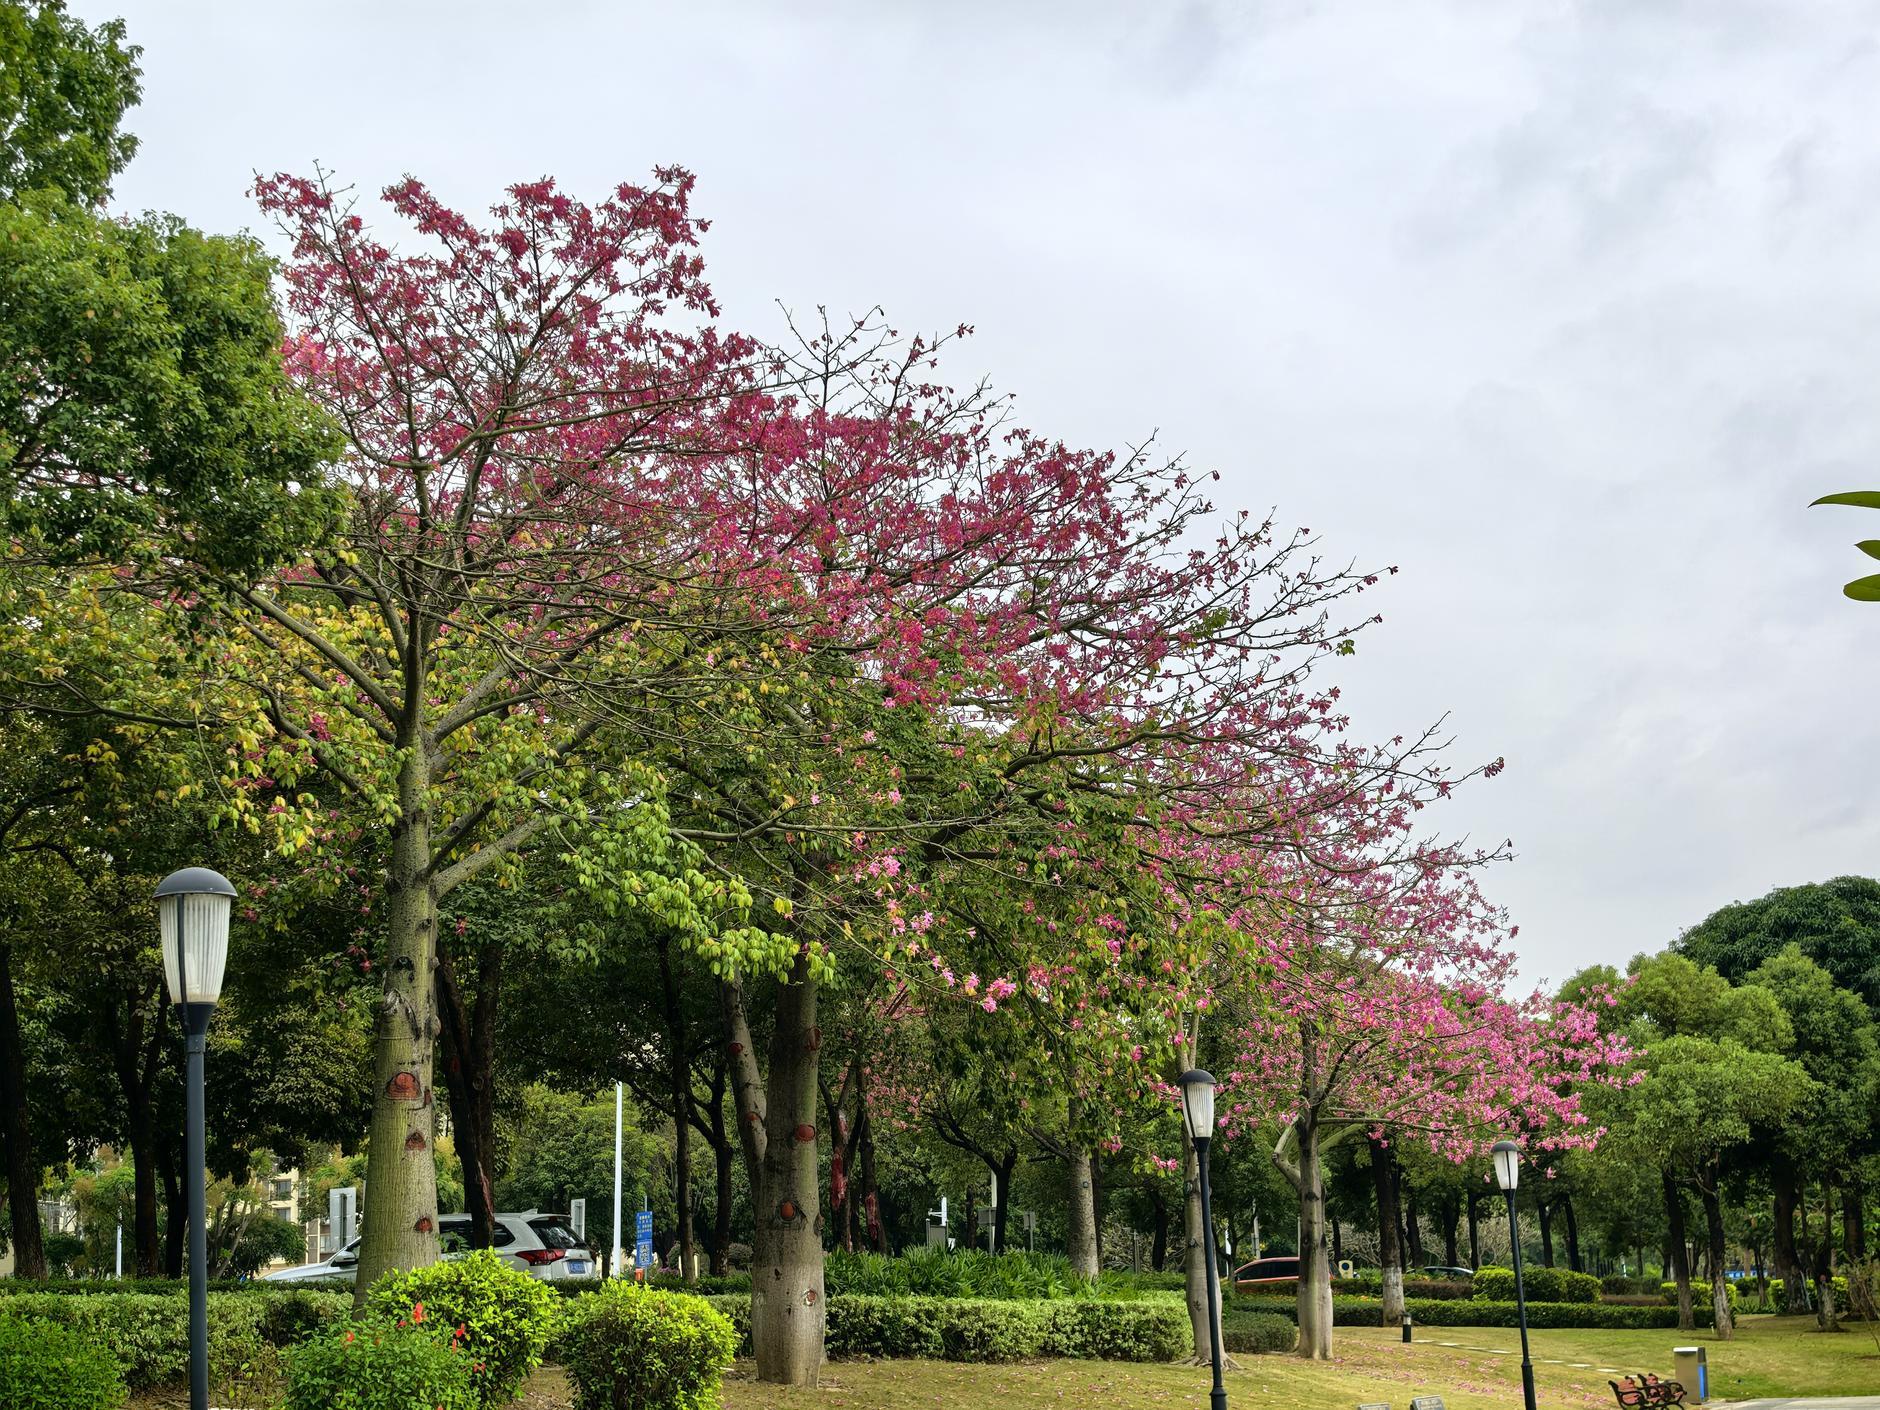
[
  {"xmin": 1369, "ymin": 1136, "xmax": 1405, "ymax": 1324},
  {"xmin": 1664, "ymin": 1171, "xmax": 1694, "ymax": 1332},
  {"xmin": 1562, "ymin": 1193, "xmax": 1583, "ymax": 1272},
  {"xmin": 727, "ymin": 954, "xmax": 827, "ymax": 1386},
  {"xmin": 1466, "ymin": 1191, "xmax": 1481, "ymax": 1270},
  {"xmin": 1774, "ymin": 1169, "xmax": 1810, "ymax": 1314},
  {"xmin": 158, "ymin": 1137, "xmax": 184, "ymax": 1279},
  {"xmin": 435, "ymin": 941, "xmax": 499, "ymax": 1251},
  {"xmin": 1845, "ymin": 1177, "xmax": 1866, "ymax": 1261},
  {"xmin": 1538, "ymin": 1196, "xmax": 1556, "ymax": 1267},
  {"xmin": 657, "ymin": 934, "xmax": 696, "ymax": 1282},
  {"xmin": 1150, "ymin": 1184, "xmax": 1169, "ymax": 1272},
  {"xmin": 1439, "ymin": 1194, "xmax": 1460, "ymax": 1271},
  {"xmin": 1293, "ymin": 1116, "xmax": 1333, "ymax": 1359},
  {"xmin": 1182, "ymin": 1132, "xmax": 1221, "ymax": 1363},
  {"xmin": 1067, "ymin": 1149, "xmax": 1099, "ymax": 1278},
  {"xmin": 1699, "ymin": 1175, "xmax": 1733, "ymax": 1339},
  {"xmin": 354, "ymin": 746, "xmax": 443, "ymax": 1303},
  {"xmin": 991, "ymin": 1148, "xmax": 1015, "ymax": 1255},
  {"xmin": 0, "ymin": 942, "xmax": 46, "ymax": 1279}
]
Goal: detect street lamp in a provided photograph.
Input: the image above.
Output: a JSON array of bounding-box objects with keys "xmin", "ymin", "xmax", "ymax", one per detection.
[
  {"xmin": 1180, "ymin": 1069, "xmax": 1228, "ymax": 1410},
  {"xmin": 1492, "ymin": 1140, "xmax": 1537, "ymax": 1410},
  {"xmin": 156, "ymin": 867, "xmax": 235, "ymax": 1410}
]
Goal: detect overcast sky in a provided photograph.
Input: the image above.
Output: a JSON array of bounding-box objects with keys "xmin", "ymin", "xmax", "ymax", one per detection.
[{"xmin": 104, "ymin": 0, "xmax": 1880, "ymax": 989}]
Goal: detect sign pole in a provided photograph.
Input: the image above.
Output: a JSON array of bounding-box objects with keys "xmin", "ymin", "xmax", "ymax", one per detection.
[{"xmin": 610, "ymin": 1081, "xmax": 624, "ymax": 1278}]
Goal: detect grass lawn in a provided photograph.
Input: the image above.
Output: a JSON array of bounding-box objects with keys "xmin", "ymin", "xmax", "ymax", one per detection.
[
  {"xmin": 535, "ymin": 1314, "xmax": 1872, "ymax": 1410},
  {"xmin": 124, "ymin": 1312, "xmax": 1879, "ymax": 1409}
]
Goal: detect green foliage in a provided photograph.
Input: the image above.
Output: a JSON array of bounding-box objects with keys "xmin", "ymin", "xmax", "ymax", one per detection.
[
  {"xmin": 281, "ymin": 1316, "xmax": 476, "ymax": 1410},
  {"xmin": 216, "ymin": 1215, "xmax": 309, "ymax": 1280},
  {"xmin": 821, "ymin": 1248, "xmax": 1160, "ymax": 1301},
  {"xmin": 1333, "ymin": 1276, "xmax": 1474, "ymax": 1300},
  {"xmin": 682, "ymin": 1292, "xmax": 1184, "ymax": 1362},
  {"xmin": 559, "ymin": 1283, "xmax": 737, "ymax": 1410},
  {"xmin": 0, "ymin": 1313, "xmax": 126, "ymax": 1410},
  {"xmin": 1661, "ymin": 1279, "xmax": 1739, "ymax": 1309},
  {"xmin": 1236, "ymin": 1294, "xmax": 1706, "ymax": 1329},
  {"xmin": 0, "ymin": 0, "xmax": 141, "ymax": 205},
  {"xmin": 364, "ymin": 1251, "xmax": 558, "ymax": 1408},
  {"xmin": 1471, "ymin": 1265, "xmax": 1600, "ymax": 1303},
  {"xmin": 1674, "ymin": 876, "xmax": 1880, "ymax": 1012},
  {"xmin": 0, "ymin": 1289, "xmax": 347, "ymax": 1388},
  {"xmin": 0, "ymin": 192, "xmax": 340, "ymax": 570},
  {"xmin": 1219, "ymin": 1310, "xmax": 1297, "ymax": 1354}
]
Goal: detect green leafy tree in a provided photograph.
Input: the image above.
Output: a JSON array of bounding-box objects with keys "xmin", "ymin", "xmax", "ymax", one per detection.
[{"xmin": 0, "ymin": 0, "xmax": 140, "ymax": 206}]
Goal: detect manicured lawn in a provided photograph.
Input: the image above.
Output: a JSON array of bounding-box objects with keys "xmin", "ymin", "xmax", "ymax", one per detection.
[{"xmin": 127, "ymin": 1312, "xmax": 1880, "ymax": 1409}]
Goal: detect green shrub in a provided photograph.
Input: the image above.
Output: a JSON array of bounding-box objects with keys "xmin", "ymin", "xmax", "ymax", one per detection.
[
  {"xmin": 560, "ymin": 1283, "xmax": 737, "ymax": 1410},
  {"xmin": 281, "ymin": 1317, "xmax": 476, "ymax": 1410},
  {"xmin": 1333, "ymin": 1276, "xmax": 1473, "ymax": 1300},
  {"xmin": 1600, "ymin": 1276, "xmax": 1660, "ymax": 1296},
  {"xmin": 0, "ymin": 1289, "xmax": 347, "ymax": 1389},
  {"xmin": 1040, "ymin": 1300, "xmax": 1187, "ymax": 1360},
  {"xmin": 366, "ymin": 1250, "xmax": 559, "ymax": 1408},
  {"xmin": 641, "ymin": 1272, "xmax": 752, "ymax": 1297},
  {"xmin": 0, "ymin": 1314, "xmax": 126, "ymax": 1410},
  {"xmin": 1660, "ymin": 1279, "xmax": 1739, "ymax": 1309},
  {"xmin": 1236, "ymin": 1293, "xmax": 1705, "ymax": 1329},
  {"xmin": 1220, "ymin": 1310, "xmax": 1296, "ymax": 1354},
  {"xmin": 1471, "ymin": 1266, "xmax": 1599, "ymax": 1304}
]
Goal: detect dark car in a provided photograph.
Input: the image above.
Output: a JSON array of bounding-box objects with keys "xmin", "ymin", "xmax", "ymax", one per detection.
[
  {"xmin": 1232, "ymin": 1255, "xmax": 1300, "ymax": 1290},
  {"xmin": 1420, "ymin": 1265, "xmax": 1475, "ymax": 1280}
]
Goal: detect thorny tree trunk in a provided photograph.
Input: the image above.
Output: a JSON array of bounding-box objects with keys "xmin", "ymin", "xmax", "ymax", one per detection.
[
  {"xmin": 435, "ymin": 942, "xmax": 500, "ymax": 1250},
  {"xmin": 1067, "ymin": 1149, "xmax": 1099, "ymax": 1278},
  {"xmin": 0, "ymin": 942, "xmax": 46, "ymax": 1279},
  {"xmin": 1183, "ymin": 1132, "xmax": 1221, "ymax": 1364},
  {"xmin": 1293, "ymin": 1115, "xmax": 1334, "ymax": 1359},
  {"xmin": 658, "ymin": 934, "xmax": 696, "ymax": 1282},
  {"xmin": 1699, "ymin": 1175, "xmax": 1734, "ymax": 1339},
  {"xmin": 1369, "ymin": 1136, "xmax": 1405, "ymax": 1325},
  {"xmin": 1774, "ymin": 1169, "xmax": 1811, "ymax": 1314},
  {"xmin": 724, "ymin": 954, "xmax": 826, "ymax": 1386},
  {"xmin": 1664, "ymin": 1171, "xmax": 1694, "ymax": 1333},
  {"xmin": 354, "ymin": 747, "xmax": 443, "ymax": 1303}
]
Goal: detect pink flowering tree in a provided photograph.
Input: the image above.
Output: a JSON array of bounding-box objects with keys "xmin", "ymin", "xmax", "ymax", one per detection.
[{"xmin": 1218, "ymin": 857, "xmax": 1628, "ymax": 1359}]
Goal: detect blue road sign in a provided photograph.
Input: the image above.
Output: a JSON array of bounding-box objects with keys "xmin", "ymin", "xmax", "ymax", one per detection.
[{"xmin": 635, "ymin": 1209, "xmax": 654, "ymax": 1269}]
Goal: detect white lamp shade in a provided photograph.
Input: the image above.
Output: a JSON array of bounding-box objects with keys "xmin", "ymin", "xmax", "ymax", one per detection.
[
  {"xmin": 1491, "ymin": 1140, "xmax": 1521, "ymax": 1192},
  {"xmin": 156, "ymin": 868, "xmax": 236, "ymax": 1006},
  {"xmin": 1179, "ymin": 1069, "xmax": 1217, "ymax": 1140}
]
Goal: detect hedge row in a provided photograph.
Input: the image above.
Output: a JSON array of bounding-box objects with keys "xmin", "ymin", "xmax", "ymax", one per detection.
[
  {"xmin": 0, "ymin": 1277, "xmax": 332, "ymax": 1297},
  {"xmin": 1331, "ymin": 1277, "xmax": 1474, "ymax": 1301},
  {"xmin": 1473, "ymin": 1266, "xmax": 1601, "ymax": 1304},
  {"xmin": 1219, "ymin": 1310, "xmax": 1297, "ymax": 1354},
  {"xmin": 690, "ymin": 1292, "xmax": 1188, "ymax": 1361},
  {"xmin": 1236, "ymin": 1294, "xmax": 1711, "ymax": 1330},
  {"xmin": 0, "ymin": 1289, "xmax": 351, "ymax": 1388}
]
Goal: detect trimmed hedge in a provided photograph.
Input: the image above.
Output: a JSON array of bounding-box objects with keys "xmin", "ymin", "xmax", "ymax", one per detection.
[
  {"xmin": 1661, "ymin": 1280, "xmax": 1738, "ymax": 1309},
  {"xmin": 1236, "ymin": 1294, "xmax": 1710, "ymax": 1330},
  {"xmin": 1220, "ymin": 1310, "xmax": 1296, "ymax": 1354},
  {"xmin": 0, "ymin": 1313, "xmax": 127, "ymax": 1410},
  {"xmin": 0, "ymin": 1289, "xmax": 350, "ymax": 1388},
  {"xmin": 1473, "ymin": 1266, "xmax": 1600, "ymax": 1304},
  {"xmin": 560, "ymin": 1283, "xmax": 736, "ymax": 1410},
  {"xmin": 282, "ymin": 1317, "xmax": 476, "ymax": 1410},
  {"xmin": 1333, "ymin": 1277, "xmax": 1473, "ymax": 1301},
  {"xmin": 677, "ymin": 1292, "xmax": 1186, "ymax": 1362}
]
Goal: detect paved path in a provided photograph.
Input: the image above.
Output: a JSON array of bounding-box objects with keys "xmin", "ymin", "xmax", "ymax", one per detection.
[
  {"xmin": 1424, "ymin": 1339, "xmax": 1633, "ymax": 1374},
  {"xmin": 1718, "ymin": 1400, "xmax": 1880, "ymax": 1409}
]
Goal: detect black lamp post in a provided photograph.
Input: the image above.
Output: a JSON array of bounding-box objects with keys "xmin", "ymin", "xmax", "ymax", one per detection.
[
  {"xmin": 1180, "ymin": 1069, "xmax": 1227, "ymax": 1410},
  {"xmin": 156, "ymin": 867, "xmax": 235, "ymax": 1410},
  {"xmin": 1492, "ymin": 1139, "xmax": 1537, "ymax": 1410}
]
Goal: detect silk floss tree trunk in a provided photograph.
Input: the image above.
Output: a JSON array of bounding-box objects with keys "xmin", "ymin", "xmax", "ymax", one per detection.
[
  {"xmin": 725, "ymin": 954, "xmax": 828, "ymax": 1387},
  {"xmin": 354, "ymin": 746, "xmax": 444, "ymax": 1300},
  {"xmin": 1067, "ymin": 1150, "xmax": 1100, "ymax": 1279},
  {"xmin": 1369, "ymin": 1136, "xmax": 1405, "ymax": 1325}
]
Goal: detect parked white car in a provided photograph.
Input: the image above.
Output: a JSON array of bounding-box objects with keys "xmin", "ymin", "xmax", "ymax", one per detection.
[{"xmin": 261, "ymin": 1210, "xmax": 593, "ymax": 1283}]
